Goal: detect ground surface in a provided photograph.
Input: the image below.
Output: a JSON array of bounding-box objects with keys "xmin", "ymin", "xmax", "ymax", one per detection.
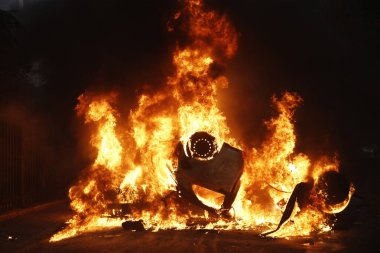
[{"xmin": 0, "ymin": 199, "xmax": 378, "ymax": 253}]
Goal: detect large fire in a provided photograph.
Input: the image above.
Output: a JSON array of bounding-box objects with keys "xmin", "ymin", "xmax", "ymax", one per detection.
[{"xmin": 50, "ymin": 0, "xmax": 353, "ymax": 242}]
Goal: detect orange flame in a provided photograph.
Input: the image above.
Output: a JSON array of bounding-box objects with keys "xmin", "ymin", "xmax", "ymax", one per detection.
[{"xmin": 50, "ymin": 0, "xmax": 352, "ymax": 242}]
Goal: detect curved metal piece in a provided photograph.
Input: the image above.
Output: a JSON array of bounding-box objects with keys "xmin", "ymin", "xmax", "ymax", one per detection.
[{"xmin": 261, "ymin": 181, "xmax": 313, "ymax": 236}]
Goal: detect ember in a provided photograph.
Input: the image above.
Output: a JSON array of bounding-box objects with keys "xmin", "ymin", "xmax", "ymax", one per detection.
[{"xmin": 50, "ymin": 0, "xmax": 353, "ymax": 242}]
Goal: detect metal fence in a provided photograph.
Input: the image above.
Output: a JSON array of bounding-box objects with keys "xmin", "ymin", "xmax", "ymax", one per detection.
[{"xmin": 0, "ymin": 120, "xmax": 49, "ymax": 213}]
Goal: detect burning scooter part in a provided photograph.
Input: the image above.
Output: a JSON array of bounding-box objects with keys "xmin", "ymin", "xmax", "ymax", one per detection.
[
  {"xmin": 262, "ymin": 170, "xmax": 354, "ymax": 236},
  {"xmin": 176, "ymin": 131, "xmax": 244, "ymax": 217},
  {"xmin": 50, "ymin": 0, "xmax": 354, "ymax": 242}
]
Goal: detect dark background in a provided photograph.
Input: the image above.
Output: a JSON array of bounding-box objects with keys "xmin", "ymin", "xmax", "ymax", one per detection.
[{"xmin": 1, "ymin": 0, "xmax": 379, "ymax": 203}]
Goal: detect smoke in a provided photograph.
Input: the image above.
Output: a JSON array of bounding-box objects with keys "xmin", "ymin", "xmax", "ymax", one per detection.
[
  {"xmin": 1, "ymin": 0, "xmax": 177, "ymax": 189},
  {"xmin": 1, "ymin": 0, "xmax": 379, "ymax": 201},
  {"xmin": 220, "ymin": 0, "xmax": 379, "ymax": 154}
]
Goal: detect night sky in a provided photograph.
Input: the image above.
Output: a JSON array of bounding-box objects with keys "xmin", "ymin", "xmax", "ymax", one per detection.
[{"xmin": 1, "ymin": 0, "xmax": 379, "ymax": 196}]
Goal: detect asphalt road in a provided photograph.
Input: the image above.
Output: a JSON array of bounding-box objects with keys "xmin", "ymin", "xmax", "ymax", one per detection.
[
  {"xmin": 0, "ymin": 201, "xmax": 72, "ymax": 253},
  {"xmin": 0, "ymin": 198, "xmax": 378, "ymax": 253}
]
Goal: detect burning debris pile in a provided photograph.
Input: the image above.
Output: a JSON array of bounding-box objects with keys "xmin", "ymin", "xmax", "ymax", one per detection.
[{"xmin": 50, "ymin": 0, "xmax": 353, "ymax": 242}]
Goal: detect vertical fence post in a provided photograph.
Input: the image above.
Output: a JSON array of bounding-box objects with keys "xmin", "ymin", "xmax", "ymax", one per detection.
[
  {"xmin": 0, "ymin": 121, "xmax": 23, "ymax": 212},
  {"xmin": 0, "ymin": 119, "xmax": 54, "ymax": 213}
]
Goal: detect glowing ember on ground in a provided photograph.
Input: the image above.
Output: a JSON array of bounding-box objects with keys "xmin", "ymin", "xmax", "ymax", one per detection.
[{"xmin": 50, "ymin": 0, "xmax": 353, "ymax": 242}]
